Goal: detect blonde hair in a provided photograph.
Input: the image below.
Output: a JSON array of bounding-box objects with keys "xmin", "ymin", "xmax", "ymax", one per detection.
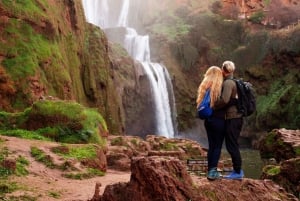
[
  {"xmin": 196, "ymin": 66, "xmax": 223, "ymax": 108},
  {"xmin": 222, "ymin": 60, "xmax": 235, "ymax": 74}
]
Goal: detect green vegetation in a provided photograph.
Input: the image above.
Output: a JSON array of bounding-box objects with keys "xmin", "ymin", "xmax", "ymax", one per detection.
[
  {"xmin": 1, "ymin": 194, "xmax": 37, "ymax": 201},
  {"xmin": 15, "ymin": 156, "xmax": 29, "ymax": 176},
  {"xmin": 263, "ymin": 165, "xmax": 281, "ymax": 176},
  {"xmin": 31, "ymin": 144, "xmax": 105, "ymax": 180},
  {"xmin": 0, "ymin": 100, "xmax": 107, "ymax": 145},
  {"xmin": 295, "ymin": 147, "xmax": 300, "ymax": 156},
  {"xmin": 0, "ymin": 146, "xmax": 29, "ymax": 178},
  {"xmin": 249, "ymin": 11, "xmax": 265, "ymax": 24},
  {"xmin": 0, "ymin": 17, "xmax": 69, "ymax": 109},
  {"xmin": 0, "ymin": 129, "xmax": 51, "ymax": 141},
  {"xmin": 151, "ymin": 20, "xmax": 191, "ymax": 42},
  {"xmin": 130, "ymin": 138, "xmax": 138, "ymax": 146},
  {"xmin": 256, "ymin": 81, "xmax": 300, "ymax": 130},
  {"xmin": 160, "ymin": 142, "xmax": 179, "ymax": 151},
  {"xmin": 63, "ymin": 168, "xmax": 105, "ymax": 180},
  {"xmin": 0, "ymin": 145, "xmax": 29, "ymax": 198},
  {"xmin": 52, "ymin": 144, "xmax": 97, "ymax": 160},
  {"xmin": 0, "ymin": 181, "xmax": 19, "ymax": 195},
  {"xmin": 1, "ymin": 0, "xmax": 47, "ymax": 21},
  {"xmin": 110, "ymin": 137, "xmax": 127, "ymax": 146},
  {"xmin": 263, "ymin": 0, "xmax": 271, "ymax": 6},
  {"xmin": 183, "ymin": 143, "xmax": 202, "ymax": 158},
  {"xmin": 30, "ymin": 146, "xmax": 56, "ymax": 169},
  {"xmin": 48, "ymin": 190, "xmax": 61, "ymax": 199}
]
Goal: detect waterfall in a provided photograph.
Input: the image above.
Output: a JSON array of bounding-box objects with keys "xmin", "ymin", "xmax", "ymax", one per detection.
[
  {"xmin": 82, "ymin": 0, "xmax": 109, "ymax": 28},
  {"xmin": 117, "ymin": 0, "xmax": 129, "ymax": 27},
  {"xmin": 82, "ymin": 0, "xmax": 176, "ymax": 138}
]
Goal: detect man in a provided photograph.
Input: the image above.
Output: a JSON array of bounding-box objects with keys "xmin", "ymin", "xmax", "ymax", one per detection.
[{"xmin": 215, "ymin": 60, "xmax": 244, "ymax": 179}]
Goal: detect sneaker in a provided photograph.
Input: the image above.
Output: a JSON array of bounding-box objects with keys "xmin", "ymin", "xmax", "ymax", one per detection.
[
  {"xmin": 224, "ymin": 170, "xmax": 244, "ymax": 180},
  {"xmin": 207, "ymin": 168, "xmax": 222, "ymax": 180}
]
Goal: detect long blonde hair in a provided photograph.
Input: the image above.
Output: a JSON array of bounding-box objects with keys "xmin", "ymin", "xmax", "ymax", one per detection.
[{"xmin": 196, "ymin": 66, "xmax": 223, "ymax": 108}]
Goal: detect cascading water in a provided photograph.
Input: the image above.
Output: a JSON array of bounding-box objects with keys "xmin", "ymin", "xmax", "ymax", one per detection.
[{"xmin": 82, "ymin": 0, "xmax": 176, "ymax": 138}]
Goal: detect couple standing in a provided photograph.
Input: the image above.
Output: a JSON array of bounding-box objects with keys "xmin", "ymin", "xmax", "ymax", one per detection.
[{"xmin": 196, "ymin": 61, "xmax": 244, "ymax": 180}]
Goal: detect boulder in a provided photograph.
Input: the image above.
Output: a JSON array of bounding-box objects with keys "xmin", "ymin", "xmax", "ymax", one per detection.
[
  {"xmin": 259, "ymin": 128, "xmax": 300, "ymax": 197},
  {"xmin": 259, "ymin": 128, "xmax": 300, "ymax": 162},
  {"xmin": 91, "ymin": 156, "xmax": 298, "ymax": 201}
]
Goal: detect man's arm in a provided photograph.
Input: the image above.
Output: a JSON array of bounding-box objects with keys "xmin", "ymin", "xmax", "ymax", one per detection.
[{"xmin": 213, "ymin": 80, "xmax": 233, "ymax": 109}]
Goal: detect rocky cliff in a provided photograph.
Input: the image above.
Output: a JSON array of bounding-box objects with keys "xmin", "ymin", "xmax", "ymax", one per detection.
[{"xmin": 0, "ymin": 0, "xmax": 130, "ymax": 134}]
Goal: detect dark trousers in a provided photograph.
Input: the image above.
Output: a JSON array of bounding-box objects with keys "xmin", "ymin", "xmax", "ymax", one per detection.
[
  {"xmin": 204, "ymin": 117, "xmax": 225, "ymax": 170},
  {"xmin": 225, "ymin": 118, "xmax": 243, "ymax": 173}
]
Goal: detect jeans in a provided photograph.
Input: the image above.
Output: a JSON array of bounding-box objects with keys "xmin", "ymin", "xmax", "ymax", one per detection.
[
  {"xmin": 225, "ymin": 118, "xmax": 243, "ymax": 173},
  {"xmin": 205, "ymin": 117, "xmax": 225, "ymax": 170}
]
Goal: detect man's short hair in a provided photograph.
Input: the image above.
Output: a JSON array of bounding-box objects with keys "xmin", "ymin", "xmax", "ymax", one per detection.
[{"xmin": 222, "ymin": 61, "xmax": 235, "ymax": 73}]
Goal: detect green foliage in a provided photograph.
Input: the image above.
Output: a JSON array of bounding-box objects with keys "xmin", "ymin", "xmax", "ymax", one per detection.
[
  {"xmin": 52, "ymin": 144, "xmax": 97, "ymax": 160},
  {"xmin": 0, "ymin": 129, "xmax": 51, "ymax": 141},
  {"xmin": 130, "ymin": 139, "xmax": 138, "ymax": 146},
  {"xmin": 249, "ymin": 11, "xmax": 265, "ymax": 24},
  {"xmin": 0, "ymin": 181, "xmax": 19, "ymax": 195},
  {"xmin": 295, "ymin": 147, "xmax": 300, "ymax": 156},
  {"xmin": 1, "ymin": 19, "xmax": 59, "ymax": 78},
  {"xmin": 48, "ymin": 191, "xmax": 61, "ymax": 199},
  {"xmin": 0, "ymin": 100, "xmax": 107, "ymax": 145},
  {"xmin": 63, "ymin": 168, "xmax": 105, "ymax": 180},
  {"xmin": 30, "ymin": 146, "xmax": 56, "ymax": 169},
  {"xmin": 150, "ymin": 13, "xmax": 191, "ymax": 41},
  {"xmin": 160, "ymin": 142, "xmax": 179, "ymax": 151},
  {"xmin": 0, "ymin": 147, "xmax": 29, "ymax": 178},
  {"xmin": 1, "ymin": 0, "xmax": 47, "ymax": 21},
  {"xmin": 0, "ymin": 147, "xmax": 12, "ymax": 178},
  {"xmin": 183, "ymin": 143, "xmax": 202, "ymax": 158},
  {"xmin": 30, "ymin": 100, "xmax": 84, "ymax": 119},
  {"xmin": 233, "ymin": 31, "xmax": 270, "ymax": 69},
  {"xmin": 111, "ymin": 137, "xmax": 127, "ymax": 146},
  {"xmin": 15, "ymin": 156, "xmax": 29, "ymax": 176},
  {"xmin": 263, "ymin": 0, "xmax": 271, "ymax": 6},
  {"xmin": 0, "ymin": 111, "xmax": 25, "ymax": 130},
  {"xmin": 256, "ymin": 80, "xmax": 300, "ymax": 130},
  {"xmin": 263, "ymin": 165, "xmax": 281, "ymax": 176},
  {"xmin": 0, "ymin": 17, "xmax": 71, "ymax": 108},
  {"xmin": 188, "ymin": 14, "xmax": 244, "ymax": 64}
]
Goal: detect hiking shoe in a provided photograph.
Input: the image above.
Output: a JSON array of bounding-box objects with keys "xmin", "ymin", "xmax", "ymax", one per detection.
[
  {"xmin": 207, "ymin": 168, "xmax": 222, "ymax": 180},
  {"xmin": 224, "ymin": 170, "xmax": 244, "ymax": 180}
]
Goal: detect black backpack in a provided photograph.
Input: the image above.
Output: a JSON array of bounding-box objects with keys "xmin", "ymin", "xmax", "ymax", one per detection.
[{"xmin": 233, "ymin": 78, "xmax": 256, "ymax": 117}]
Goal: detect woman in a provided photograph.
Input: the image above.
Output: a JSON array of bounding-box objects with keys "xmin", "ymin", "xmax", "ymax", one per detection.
[{"xmin": 196, "ymin": 66, "xmax": 225, "ymax": 180}]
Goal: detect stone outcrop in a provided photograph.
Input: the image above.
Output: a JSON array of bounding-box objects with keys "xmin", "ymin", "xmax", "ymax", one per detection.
[
  {"xmin": 259, "ymin": 128, "xmax": 300, "ymax": 197},
  {"xmin": 91, "ymin": 156, "xmax": 298, "ymax": 201},
  {"xmin": 259, "ymin": 128, "xmax": 300, "ymax": 162},
  {"xmin": 106, "ymin": 135, "xmax": 206, "ymax": 171}
]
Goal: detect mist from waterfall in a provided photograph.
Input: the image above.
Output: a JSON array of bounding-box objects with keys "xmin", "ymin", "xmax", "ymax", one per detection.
[{"xmin": 82, "ymin": 0, "xmax": 176, "ymax": 138}]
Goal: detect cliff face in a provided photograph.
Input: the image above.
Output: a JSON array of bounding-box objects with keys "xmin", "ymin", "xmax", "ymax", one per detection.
[{"xmin": 0, "ymin": 0, "xmax": 125, "ymax": 134}]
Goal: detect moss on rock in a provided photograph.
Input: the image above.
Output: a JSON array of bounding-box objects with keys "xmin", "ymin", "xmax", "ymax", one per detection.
[{"xmin": 0, "ymin": 100, "xmax": 107, "ymax": 145}]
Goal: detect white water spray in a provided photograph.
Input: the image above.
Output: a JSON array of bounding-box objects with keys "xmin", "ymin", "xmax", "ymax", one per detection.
[
  {"xmin": 117, "ymin": 0, "xmax": 129, "ymax": 27},
  {"xmin": 82, "ymin": 0, "xmax": 176, "ymax": 138}
]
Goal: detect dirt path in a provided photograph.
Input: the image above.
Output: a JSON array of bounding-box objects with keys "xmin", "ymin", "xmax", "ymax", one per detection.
[{"xmin": 2, "ymin": 136, "xmax": 131, "ymax": 201}]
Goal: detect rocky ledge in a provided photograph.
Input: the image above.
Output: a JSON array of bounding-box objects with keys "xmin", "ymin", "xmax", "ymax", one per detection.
[
  {"xmin": 90, "ymin": 156, "xmax": 298, "ymax": 201},
  {"xmin": 259, "ymin": 128, "xmax": 300, "ymax": 197}
]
